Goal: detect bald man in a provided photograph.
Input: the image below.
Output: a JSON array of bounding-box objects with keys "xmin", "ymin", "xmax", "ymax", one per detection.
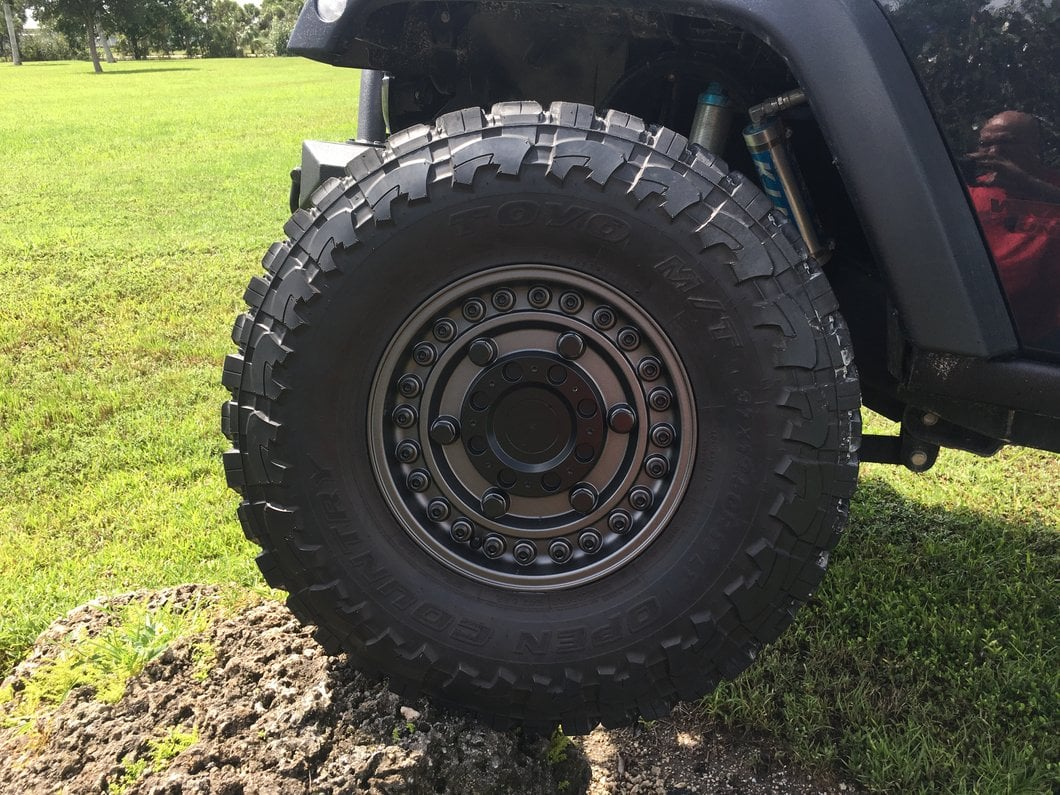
[{"xmin": 967, "ymin": 110, "xmax": 1060, "ymax": 348}]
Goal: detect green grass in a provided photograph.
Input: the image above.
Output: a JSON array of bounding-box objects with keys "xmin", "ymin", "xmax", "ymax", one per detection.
[
  {"xmin": 1, "ymin": 58, "xmax": 1057, "ymax": 794},
  {"xmin": 0, "ymin": 58, "xmax": 360, "ymax": 673},
  {"xmin": 702, "ymin": 413, "xmax": 1059, "ymax": 792}
]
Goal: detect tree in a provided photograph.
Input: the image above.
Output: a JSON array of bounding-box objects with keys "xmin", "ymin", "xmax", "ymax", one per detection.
[
  {"xmin": 886, "ymin": 0, "xmax": 1060, "ymax": 164},
  {"xmin": 35, "ymin": 0, "xmax": 107, "ymax": 71},
  {"xmin": 2, "ymin": 0, "xmax": 24, "ymax": 65}
]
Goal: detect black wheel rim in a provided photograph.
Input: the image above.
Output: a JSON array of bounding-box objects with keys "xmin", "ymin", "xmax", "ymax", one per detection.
[{"xmin": 369, "ymin": 265, "xmax": 696, "ymax": 590}]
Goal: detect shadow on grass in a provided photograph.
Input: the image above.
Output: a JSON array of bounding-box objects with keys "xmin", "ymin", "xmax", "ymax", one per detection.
[{"xmin": 700, "ymin": 476, "xmax": 1058, "ymax": 793}]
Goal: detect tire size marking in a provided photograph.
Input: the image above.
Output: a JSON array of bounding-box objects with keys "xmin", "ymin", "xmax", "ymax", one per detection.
[
  {"xmin": 653, "ymin": 255, "xmax": 743, "ymax": 348},
  {"xmin": 449, "ymin": 202, "xmax": 631, "ymax": 243}
]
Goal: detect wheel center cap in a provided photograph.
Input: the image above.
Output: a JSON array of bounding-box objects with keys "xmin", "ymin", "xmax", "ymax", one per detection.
[
  {"xmin": 493, "ymin": 386, "xmax": 572, "ymax": 464},
  {"xmin": 459, "ymin": 352, "xmax": 606, "ymax": 497}
]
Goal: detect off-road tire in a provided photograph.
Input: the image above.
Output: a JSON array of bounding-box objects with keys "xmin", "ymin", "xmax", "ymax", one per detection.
[{"xmin": 221, "ymin": 101, "xmax": 861, "ymax": 732}]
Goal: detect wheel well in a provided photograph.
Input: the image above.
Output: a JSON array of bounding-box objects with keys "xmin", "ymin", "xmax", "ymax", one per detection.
[{"xmin": 361, "ymin": 1, "xmax": 893, "ymax": 414}]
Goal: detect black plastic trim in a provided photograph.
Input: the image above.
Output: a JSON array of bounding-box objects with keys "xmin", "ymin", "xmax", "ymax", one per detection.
[{"xmin": 287, "ymin": 0, "xmax": 1018, "ymax": 358}]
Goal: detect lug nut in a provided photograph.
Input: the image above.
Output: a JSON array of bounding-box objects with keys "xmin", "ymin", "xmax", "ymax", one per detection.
[
  {"xmin": 427, "ymin": 498, "xmax": 451, "ymax": 522},
  {"xmin": 650, "ymin": 423, "xmax": 675, "ymax": 447},
  {"xmin": 451, "ymin": 518, "xmax": 474, "ymax": 542},
  {"xmin": 407, "ymin": 469, "xmax": 431, "ymax": 492},
  {"xmin": 430, "ymin": 416, "xmax": 460, "ymax": 445},
  {"xmin": 549, "ymin": 539, "xmax": 573, "ymax": 563},
  {"xmin": 557, "ymin": 332, "xmax": 585, "ymax": 360},
  {"xmin": 617, "ymin": 327, "xmax": 641, "ymax": 351},
  {"xmin": 649, "ymin": 388, "xmax": 672, "ymax": 411},
  {"xmin": 592, "ymin": 306, "xmax": 616, "ymax": 330},
  {"xmin": 629, "ymin": 486, "xmax": 653, "ymax": 511},
  {"xmin": 492, "ymin": 288, "xmax": 516, "ymax": 311},
  {"xmin": 398, "ymin": 374, "xmax": 422, "ymax": 398},
  {"xmin": 578, "ymin": 530, "xmax": 602, "ymax": 553},
  {"xmin": 395, "ymin": 440, "xmax": 420, "ymax": 463},
  {"xmin": 644, "ymin": 455, "xmax": 669, "ymax": 479},
  {"xmin": 528, "ymin": 286, "xmax": 552, "ymax": 308},
  {"xmin": 513, "ymin": 541, "xmax": 536, "ymax": 565},
  {"xmin": 482, "ymin": 535, "xmax": 506, "ymax": 559},
  {"xmin": 608, "ymin": 404, "xmax": 636, "ymax": 434},
  {"xmin": 433, "ymin": 318, "xmax": 457, "ymax": 342},
  {"xmin": 413, "ymin": 342, "xmax": 436, "ymax": 366},
  {"xmin": 607, "ymin": 510, "xmax": 632, "ymax": 534},
  {"xmin": 481, "ymin": 489, "xmax": 509, "ymax": 518},
  {"xmin": 569, "ymin": 483, "xmax": 598, "ymax": 514},
  {"xmin": 392, "ymin": 404, "xmax": 418, "ymax": 428},
  {"xmin": 468, "ymin": 337, "xmax": 497, "ymax": 366},
  {"xmin": 637, "ymin": 357, "xmax": 661, "ymax": 381},
  {"xmin": 462, "ymin": 298, "xmax": 487, "ymax": 321},
  {"xmin": 560, "ymin": 291, "xmax": 583, "ymax": 314}
]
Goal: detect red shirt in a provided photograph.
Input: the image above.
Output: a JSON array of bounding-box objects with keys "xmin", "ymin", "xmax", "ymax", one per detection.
[{"xmin": 969, "ymin": 172, "xmax": 1060, "ymax": 346}]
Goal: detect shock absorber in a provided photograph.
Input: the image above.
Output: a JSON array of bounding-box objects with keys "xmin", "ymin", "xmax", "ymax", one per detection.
[
  {"xmin": 689, "ymin": 82, "xmax": 734, "ymax": 155},
  {"xmin": 742, "ymin": 89, "xmax": 831, "ymax": 264}
]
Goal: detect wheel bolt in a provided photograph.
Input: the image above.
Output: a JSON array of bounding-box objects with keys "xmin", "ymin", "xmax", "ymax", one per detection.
[
  {"xmin": 492, "ymin": 289, "xmax": 516, "ymax": 311},
  {"xmin": 528, "ymin": 286, "xmax": 551, "ymax": 308},
  {"xmin": 395, "ymin": 440, "xmax": 420, "ymax": 463},
  {"xmin": 513, "ymin": 541, "xmax": 536, "ymax": 565},
  {"xmin": 407, "ymin": 469, "xmax": 431, "ymax": 492},
  {"xmin": 482, "ymin": 534, "xmax": 506, "ymax": 559},
  {"xmin": 608, "ymin": 404, "xmax": 636, "ymax": 434},
  {"xmin": 429, "ymin": 416, "xmax": 460, "ymax": 445},
  {"xmin": 637, "ymin": 357, "xmax": 661, "ymax": 381},
  {"xmin": 451, "ymin": 518, "xmax": 474, "ymax": 542},
  {"xmin": 398, "ymin": 374, "xmax": 422, "ymax": 397},
  {"xmin": 549, "ymin": 539, "xmax": 573, "ymax": 563},
  {"xmin": 644, "ymin": 455, "xmax": 669, "ymax": 479},
  {"xmin": 413, "ymin": 342, "xmax": 437, "ymax": 366},
  {"xmin": 629, "ymin": 486, "xmax": 653, "ymax": 511},
  {"xmin": 569, "ymin": 483, "xmax": 598, "ymax": 514},
  {"xmin": 462, "ymin": 298, "xmax": 487, "ymax": 322},
  {"xmin": 649, "ymin": 388, "xmax": 672, "ymax": 411},
  {"xmin": 481, "ymin": 489, "xmax": 509, "ymax": 519},
  {"xmin": 433, "ymin": 318, "xmax": 457, "ymax": 342},
  {"xmin": 427, "ymin": 498, "xmax": 451, "ymax": 521},
  {"xmin": 557, "ymin": 332, "xmax": 585, "ymax": 360},
  {"xmin": 592, "ymin": 306, "xmax": 616, "ymax": 330},
  {"xmin": 468, "ymin": 337, "xmax": 497, "ymax": 366},
  {"xmin": 578, "ymin": 530, "xmax": 602, "ymax": 554},
  {"xmin": 541, "ymin": 472, "xmax": 561, "ymax": 492},
  {"xmin": 650, "ymin": 423, "xmax": 675, "ymax": 447},
  {"xmin": 559, "ymin": 291, "xmax": 583, "ymax": 314},
  {"xmin": 617, "ymin": 326, "xmax": 640, "ymax": 350},
  {"xmin": 392, "ymin": 404, "xmax": 418, "ymax": 428},
  {"xmin": 608, "ymin": 510, "xmax": 632, "ymax": 534}
]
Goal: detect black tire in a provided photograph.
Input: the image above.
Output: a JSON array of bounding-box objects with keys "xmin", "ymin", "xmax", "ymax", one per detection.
[{"xmin": 221, "ymin": 101, "xmax": 860, "ymax": 732}]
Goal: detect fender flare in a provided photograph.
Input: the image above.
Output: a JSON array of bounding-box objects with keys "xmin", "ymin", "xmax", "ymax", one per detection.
[{"xmin": 288, "ymin": 0, "xmax": 1018, "ymax": 358}]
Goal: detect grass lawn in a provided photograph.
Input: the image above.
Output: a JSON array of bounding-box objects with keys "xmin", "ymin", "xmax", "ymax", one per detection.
[{"xmin": 1, "ymin": 58, "xmax": 1057, "ymax": 793}]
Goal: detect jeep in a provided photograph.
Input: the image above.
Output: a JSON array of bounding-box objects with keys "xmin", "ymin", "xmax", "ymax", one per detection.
[{"xmin": 220, "ymin": 0, "xmax": 1060, "ymax": 731}]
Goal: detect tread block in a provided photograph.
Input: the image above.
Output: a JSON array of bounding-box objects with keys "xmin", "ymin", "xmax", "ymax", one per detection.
[
  {"xmin": 451, "ymin": 137, "xmax": 533, "ymax": 184},
  {"xmin": 221, "ymin": 353, "xmax": 244, "ymax": 391},
  {"xmin": 549, "ymin": 101, "xmax": 596, "ymax": 130},
  {"xmin": 222, "ymin": 448, "xmax": 244, "ymax": 488},
  {"xmin": 548, "ymin": 139, "xmax": 627, "ymax": 185},
  {"xmin": 630, "ymin": 166, "xmax": 702, "ymax": 218},
  {"xmin": 365, "ymin": 161, "xmax": 431, "ymax": 221},
  {"xmin": 436, "ymin": 107, "xmax": 488, "ymax": 135},
  {"xmin": 243, "ymin": 275, "xmax": 270, "ymax": 311}
]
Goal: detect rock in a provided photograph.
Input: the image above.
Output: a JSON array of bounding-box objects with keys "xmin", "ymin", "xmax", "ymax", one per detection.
[{"xmin": 0, "ymin": 585, "xmax": 861, "ymax": 794}]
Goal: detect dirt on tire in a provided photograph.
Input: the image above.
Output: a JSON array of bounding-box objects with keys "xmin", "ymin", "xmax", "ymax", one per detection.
[{"xmin": 0, "ymin": 586, "xmax": 858, "ymax": 794}]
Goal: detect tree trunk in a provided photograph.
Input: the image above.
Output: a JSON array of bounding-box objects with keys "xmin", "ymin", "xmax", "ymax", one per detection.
[
  {"xmin": 101, "ymin": 33, "xmax": 116, "ymax": 63},
  {"xmin": 87, "ymin": 17, "xmax": 102, "ymax": 73},
  {"xmin": 2, "ymin": 0, "xmax": 21, "ymax": 66}
]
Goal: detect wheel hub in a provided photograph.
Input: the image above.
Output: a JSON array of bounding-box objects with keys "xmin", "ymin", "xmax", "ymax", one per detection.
[
  {"xmin": 460, "ymin": 353, "xmax": 605, "ymax": 498},
  {"xmin": 368, "ymin": 265, "xmax": 696, "ymax": 590}
]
